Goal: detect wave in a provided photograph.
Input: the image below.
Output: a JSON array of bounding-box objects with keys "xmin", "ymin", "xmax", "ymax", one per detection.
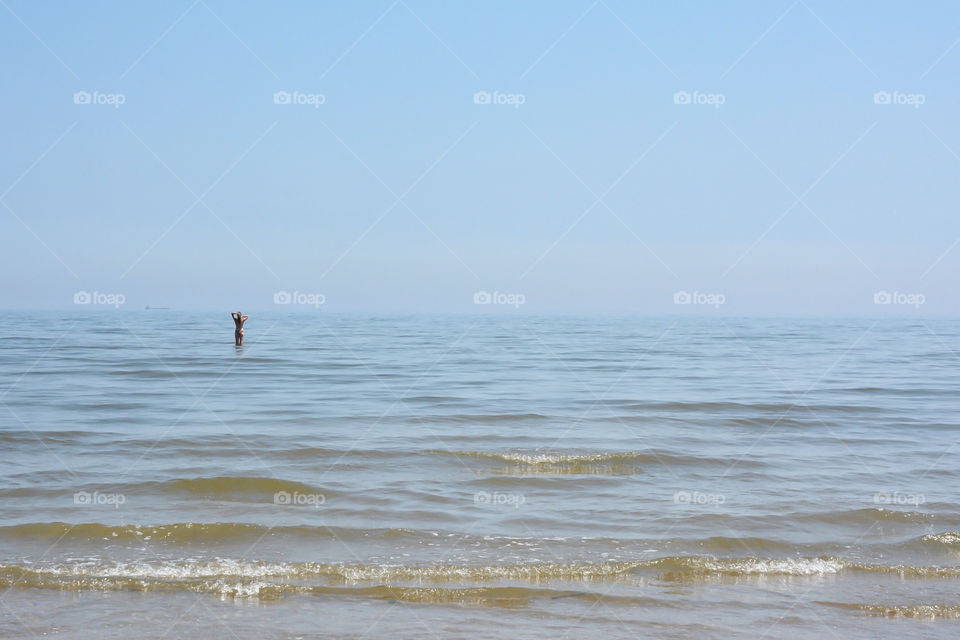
[
  {"xmin": 618, "ymin": 401, "xmax": 882, "ymax": 414},
  {"xmin": 417, "ymin": 413, "xmax": 551, "ymax": 423},
  {"xmin": 0, "ymin": 522, "xmax": 511, "ymax": 545},
  {"xmin": 651, "ymin": 555, "xmax": 960, "ymax": 578},
  {"xmin": 0, "ymin": 560, "xmax": 658, "ymax": 605},
  {"xmin": 0, "ymin": 477, "xmax": 333, "ymax": 501},
  {"xmin": 798, "ymin": 507, "xmax": 940, "ymax": 526},
  {"xmin": 293, "ymin": 585, "xmax": 653, "ymax": 607},
  {"xmin": 0, "ymin": 559, "xmax": 660, "ymax": 604},
  {"xmin": 0, "ymin": 430, "xmax": 98, "ymax": 445},
  {"xmin": 7, "ymin": 521, "xmax": 959, "ymax": 561},
  {"xmin": 818, "ymin": 601, "xmax": 960, "ymax": 619},
  {"xmin": 4, "ymin": 554, "xmax": 960, "ymax": 600},
  {"xmin": 0, "ymin": 559, "xmax": 640, "ymax": 583},
  {"xmin": 0, "ymin": 522, "xmax": 363, "ymax": 544},
  {"xmin": 157, "ymin": 476, "xmax": 327, "ymax": 497},
  {"xmin": 435, "ymin": 450, "xmax": 758, "ymax": 472},
  {"xmin": 689, "ymin": 536, "xmax": 800, "ymax": 554},
  {"xmin": 0, "ymin": 476, "xmax": 331, "ymax": 500},
  {"xmin": 921, "ymin": 532, "xmax": 960, "ymax": 546},
  {"xmin": 650, "ymin": 556, "xmax": 846, "ymax": 577}
]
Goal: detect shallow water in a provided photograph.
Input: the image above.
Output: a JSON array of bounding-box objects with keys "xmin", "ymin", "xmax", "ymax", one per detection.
[{"xmin": 1, "ymin": 312, "xmax": 959, "ymax": 638}]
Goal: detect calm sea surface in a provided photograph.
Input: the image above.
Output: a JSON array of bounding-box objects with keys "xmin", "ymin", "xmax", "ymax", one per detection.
[{"xmin": 1, "ymin": 312, "xmax": 959, "ymax": 638}]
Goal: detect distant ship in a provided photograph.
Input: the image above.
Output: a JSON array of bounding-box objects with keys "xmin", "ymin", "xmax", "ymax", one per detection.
[{"xmin": 145, "ymin": 306, "xmax": 170, "ymax": 310}]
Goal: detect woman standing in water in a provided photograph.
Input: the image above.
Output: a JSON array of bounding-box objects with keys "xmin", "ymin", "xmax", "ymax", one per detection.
[{"xmin": 231, "ymin": 312, "xmax": 249, "ymax": 346}]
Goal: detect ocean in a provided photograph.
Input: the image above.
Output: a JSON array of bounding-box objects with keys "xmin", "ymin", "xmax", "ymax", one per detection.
[{"xmin": 1, "ymin": 311, "xmax": 958, "ymax": 638}]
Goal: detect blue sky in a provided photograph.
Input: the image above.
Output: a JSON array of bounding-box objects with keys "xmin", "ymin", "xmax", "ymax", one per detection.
[{"xmin": 1, "ymin": 1, "xmax": 958, "ymax": 313}]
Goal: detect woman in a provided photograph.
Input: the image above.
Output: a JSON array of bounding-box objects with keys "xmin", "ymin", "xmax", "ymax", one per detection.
[{"xmin": 231, "ymin": 312, "xmax": 249, "ymax": 346}]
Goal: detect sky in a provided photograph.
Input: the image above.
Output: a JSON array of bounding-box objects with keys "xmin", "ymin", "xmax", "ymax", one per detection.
[{"xmin": 1, "ymin": 0, "xmax": 958, "ymax": 313}]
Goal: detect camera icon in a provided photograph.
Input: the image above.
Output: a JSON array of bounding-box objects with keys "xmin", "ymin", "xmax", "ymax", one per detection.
[
  {"xmin": 673, "ymin": 91, "xmax": 691, "ymax": 105},
  {"xmin": 873, "ymin": 91, "xmax": 891, "ymax": 105},
  {"xmin": 473, "ymin": 290, "xmax": 492, "ymax": 305},
  {"xmin": 73, "ymin": 491, "xmax": 91, "ymax": 505},
  {"xmin": 673, "ymin": 290, "xmax": 691, "ymax": 305},
  {"xmin": 73, "ymin": 91, "xmax": 91, "ymax": 105},
  {"xmin": 273, "ymin": 491, "xmax": 291, "ymax": 505},
  {"xmin": 673, "ymin": 491, "xmax": 691, "ymax": 504},
  {"xmin": 473, "ymin": 91, "xmax": 491, "ymax": 105},
  {"xmin": 274, "ymin": 290, "xmax": 292, "ymax": 304},
  {"xmin": 873, "ymin": 492, "xmax": 891, "ymax": 504},
  {"xmin": 74, "ymin": 291, "xmax": 91, "ymax": 305},
  {"xmin": 474, "ymin": 491, "xmax": 491, "ymax": 504},
  {"xmin": 274, "ymin": 91, "xmax": 291, "ymax": 105},
  {"xmin": 873, "ymin": 290, "xmax": 891, "ymax": 305}
]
